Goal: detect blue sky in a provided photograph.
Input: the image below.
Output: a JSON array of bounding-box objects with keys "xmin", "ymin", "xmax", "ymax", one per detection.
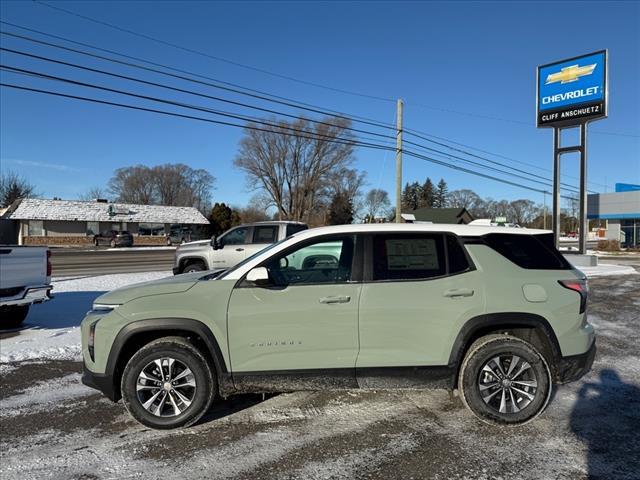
[{"xmin": 1, "ymin": 0, "xmax": 639, "ymax": 209}]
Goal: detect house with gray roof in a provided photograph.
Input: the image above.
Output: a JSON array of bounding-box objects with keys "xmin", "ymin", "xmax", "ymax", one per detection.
[{"xmin": 1, "ymin": 198, "xmax": 210, "ymax": 246}]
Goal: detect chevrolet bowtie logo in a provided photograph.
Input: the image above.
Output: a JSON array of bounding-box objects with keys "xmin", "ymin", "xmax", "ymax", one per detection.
[{"xmin": 546, "ymin": 63, "xmax": 597, "ymax": 85}]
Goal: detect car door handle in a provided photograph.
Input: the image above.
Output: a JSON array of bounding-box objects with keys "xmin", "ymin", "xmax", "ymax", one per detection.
[
  {"xmin": 319, "ymin": 295, "xmax": 351, "ymax": 304},
  {"xmin": 235, "ymin": 248, "xmax": 244, "ymax": 252},
  {"xmin": 443, "ymin": 288, "xmax": 474, "ymax": 298}
]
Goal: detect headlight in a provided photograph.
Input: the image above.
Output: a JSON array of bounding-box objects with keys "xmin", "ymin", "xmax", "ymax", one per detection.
[{"xmin": 90, "ymin": 303, "xmax": 119, "ymax": 314}]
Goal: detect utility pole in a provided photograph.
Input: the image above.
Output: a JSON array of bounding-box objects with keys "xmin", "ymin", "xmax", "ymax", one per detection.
[
  {"xmin": 543, "ymin": 191, "xmax": 547, "ymax": 230},
  {"xmin": 395, "ymin": 99, "xmax": 403, "ymax": 223}
]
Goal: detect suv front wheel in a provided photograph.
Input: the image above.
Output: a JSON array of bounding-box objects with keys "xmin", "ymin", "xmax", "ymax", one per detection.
[
  {"xmin": 458, "ymin": 335, "xmax": 552, "ymax": 426},
  {"xmin": 121, "ymin": 337, "xmax": 216, "ymax": 429}
]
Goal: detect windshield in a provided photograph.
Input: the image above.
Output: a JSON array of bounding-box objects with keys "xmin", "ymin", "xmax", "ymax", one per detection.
[{"xmin": 217, "ymin": 237, "xmax": 289, "ymax": 280}]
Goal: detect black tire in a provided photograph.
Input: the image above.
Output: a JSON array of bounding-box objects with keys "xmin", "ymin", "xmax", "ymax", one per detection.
[
  {"xmin": 109, "ymin": 239, "xmax": 116, "ymax": 248},
  {"xmin": 0, "ymin": 305, "xmax": 30, "ymax": 329},
  {"xmin": 121, "ymin": 336, "xmax": 216, "ymax": 429},
  {"xmin": 183, "ymin": 261, "xmax": 205, "ymax": 273},
  {"xmin": 458, "ymin": 334, "xmax": 552, "ymax": 426},
  {"xmin": 166, "ymin": 237, "xmax": 172, "ymax": 246},
  {"xmin": 94, "ymin": 238, "xmax": 99, "ymax": 246}
]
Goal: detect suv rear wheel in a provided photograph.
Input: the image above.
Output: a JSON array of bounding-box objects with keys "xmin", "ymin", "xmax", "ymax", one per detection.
[
  {"xmin": 458, "ymin": 334, "xmax": 552, "ymax": 426},
  {"xmin": 121, "ymin": 337, "xmax": 216, "ymax": 429}
]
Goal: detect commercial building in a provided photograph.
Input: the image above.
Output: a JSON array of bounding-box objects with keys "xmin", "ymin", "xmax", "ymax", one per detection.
[
  {"xmin": 587, "ymin": 183, "xmax": 640, "ymax": 248},
  {"xmin": 1, "ymin": 198, "xmax": 210, "ymax": 246}
]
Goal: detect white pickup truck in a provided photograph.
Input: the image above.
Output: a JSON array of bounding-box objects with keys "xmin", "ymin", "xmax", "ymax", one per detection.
[
  {"xmin": 173, "ymin": 221, "xmax": 308, "ymax": 274},
  {"xmin": 0, "ymin": 246, "xmax": 53, "ymax": 328}
]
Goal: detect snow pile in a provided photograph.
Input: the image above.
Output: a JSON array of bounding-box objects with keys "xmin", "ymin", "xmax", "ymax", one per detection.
[{"xmin": 0, "ymin": 271, "xmax": 170, "ymax": 363}]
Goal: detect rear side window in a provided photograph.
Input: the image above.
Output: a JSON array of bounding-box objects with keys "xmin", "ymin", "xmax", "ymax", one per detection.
[
  {"xmin": 483, "ymin": 233, "xmax": 571, "ymax": 270},
  {"xmin": 286, "ymin": 224, "xmax": 308, "ymax": 237},
  {"xmin": 373, "ymin": 234, "xmax": 446, "ymax": 280},
  {"xmin": 252, "ymin": 226, "xmax": 278, "ymax": 244},
  {"xmin": 446, "ymin": 234, "xmax": 471, "ymax": 274}
]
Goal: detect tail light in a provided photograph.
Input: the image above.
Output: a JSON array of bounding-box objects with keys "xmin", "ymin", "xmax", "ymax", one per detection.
[
  {"xmin": 46, "ymin": 249, "xmax": 52, "ymax": 277},
  {"xmin": 559, "ymin": 278, "xmax": 588, "ymax": 313}
]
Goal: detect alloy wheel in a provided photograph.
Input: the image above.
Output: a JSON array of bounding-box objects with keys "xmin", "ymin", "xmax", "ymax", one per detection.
[
  {"xmin": 136, "ymin": 357, "xmax": 197, "ymax": 417},
  {"xmin": 478, "ymin": 355, "xmax": 539, "ymax": 414}
]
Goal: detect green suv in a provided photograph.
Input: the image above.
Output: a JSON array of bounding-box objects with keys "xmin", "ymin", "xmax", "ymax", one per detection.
[{"xmin": 81, "ymin": 224, "xmax": 595, "ymax": 429}]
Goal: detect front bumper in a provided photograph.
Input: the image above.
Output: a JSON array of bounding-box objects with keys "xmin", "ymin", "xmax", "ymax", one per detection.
[
  {"xmin": 82, "ymin": 364, "xmax": 120, "ymax": 402},
  {"xmin": 556, "ymin": 339, "xmax": 596, "ymax": 383}
]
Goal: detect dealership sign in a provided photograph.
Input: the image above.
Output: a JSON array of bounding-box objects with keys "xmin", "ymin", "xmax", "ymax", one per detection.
[{"xmin": 537, "ymin": 50, "xmax": 607, "ymax": 127}]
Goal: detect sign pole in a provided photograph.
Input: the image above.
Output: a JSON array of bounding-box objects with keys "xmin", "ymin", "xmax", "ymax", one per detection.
[
  {"xmin": 579, "ymin": 123, "xmax": 588, "ymax": 254},
  {"xmin": 552, "ymin": 127, "xmax": 562, "ymax": 249}
]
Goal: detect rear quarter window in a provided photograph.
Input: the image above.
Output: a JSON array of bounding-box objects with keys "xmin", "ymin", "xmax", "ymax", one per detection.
[
  {"xmin": 286, "ymin": 224, "xmax": 308, "ymax": 237},
  {"xmin": 483, "ymin": 233, "xmax": 571, "ymax": 270}
]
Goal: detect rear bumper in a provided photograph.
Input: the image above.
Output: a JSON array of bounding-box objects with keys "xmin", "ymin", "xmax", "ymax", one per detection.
[
  {"xmin": 1, "ymin": 285, "xmax": 52, "ymax": 307},
  {"xmin": 82, "ymin": 364, "xmax": 119, "ymax": 402},
  {"xmin": 556, "ymin": 339, "xmax": 596, "ymax": 384}
]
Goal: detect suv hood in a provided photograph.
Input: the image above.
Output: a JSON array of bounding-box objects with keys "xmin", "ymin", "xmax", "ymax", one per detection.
[{"xmin": 95, "ymin": 271, "xmax": 207, "ymax": 305}]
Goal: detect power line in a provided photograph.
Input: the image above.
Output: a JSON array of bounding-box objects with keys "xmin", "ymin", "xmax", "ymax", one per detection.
[
  {"xmin": 2, "ymin": 62, "xmax": 580, "ymax": 195},
  {"xmin": 0, "ymin": 25, "xmax": 396, "ymax": 131},
  {"xmin": 404, "ymin": 127, "xmax": 609, "ymax": 189},
  {"xmin": 23, "ymin": 5, "xmax": 640, "ymax": 139},
  {"xmin": 32, "ymin": 0, "xmax": 397, "ymax": 104},
  {"xmin": 0, "ymin": 81, "xmax": 575, "ymax": 200},
  {"xmin": 0, "ymin": 65, "xmax": 393, "ymax": 150},
  {"xmin": 0, "ymin": 25, "xmax": 613, "ymax": 190},
  {"xmin": 0, "ymin": 46, "xmax": 398, "ymax": 142}
]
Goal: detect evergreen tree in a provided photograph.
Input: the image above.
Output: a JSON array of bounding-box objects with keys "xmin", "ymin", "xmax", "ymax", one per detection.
[
  {"xmin": 401, "ymin": 182, "xmax": 421, "ymax": 211},
  {"xmin": 420, "ymin": 178, "xmax": 435, "ymax": 208},
  {"xmin": 208, "ymin": 202, "xmax": 241, "ymax": 237},
  {"xmin": 328, "ymin": 192, "xmax": 354, "ymax": 225},
  {"xmin": 434, "ymin": 178, "xmax": 449, "ymax": 208}
]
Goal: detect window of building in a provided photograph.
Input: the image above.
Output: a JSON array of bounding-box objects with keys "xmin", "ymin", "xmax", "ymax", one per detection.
[
  {"xmin": 28, "ymin": 220, "xmax": 44, "ymax": 236},
  {"xmin": 139, "ymin": 223, "xmax": 165, "ymax": 236},
  {"xmin": 252, "ymin": 225, "xmax": 278, "ymax": 244},
  {"xmin": 86, "ymin": 221, "xmax": 99, "ymax": 236},
  {"xmin": 264, "ymin": 237, "xmax": 353, "ymax": 286},
  {"xmin": 373, "ymin": 234, "xmax": 446, "ymax": 281}
]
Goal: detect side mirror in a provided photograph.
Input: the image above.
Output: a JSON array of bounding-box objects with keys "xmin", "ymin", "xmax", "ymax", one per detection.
[
  {"xmin": 246, "ymin": 267, "xmax": 270, "ymax": 286},
  {"xmin": 211, "ymin": 236, "xmax": 222, "ymax": 250}
]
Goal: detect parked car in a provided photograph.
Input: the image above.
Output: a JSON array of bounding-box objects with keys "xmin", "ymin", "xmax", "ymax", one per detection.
[
  {"xmin": 172, "ymin": 221, "xmax": 308, "ymax": 274},
  {"xmin": 0, "ymin": 246, "xmax": 52, "ymax": 328},
  {"xmin": 81, "ymin": 223, "xmax": 595, "ymax": 429},
  {"xmin": 165, "ymin": 227, "xmax": 193, "ymax": 246},
  {"xmin": 93, "ymin": 230, "xmax": 134, "ymax": 248}
]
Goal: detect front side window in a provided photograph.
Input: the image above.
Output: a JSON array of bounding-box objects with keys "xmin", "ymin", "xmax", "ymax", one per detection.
[
  {"xmin": 252, "ymin": 225, "xmax": 278, "ymax": 244},
  {"xmin": 373, "ymin": 234, "xmax": 445, "ymax": 281},
  {"xmin": 28, "ymin": 220, "xmax": 44, "ymax": 236},
  {"xmin": 264, "ymin": 236, "xmax": 354, "ymax": 286},
  {"xmin": 221, "ymin": 226, "xmax": 248, "ymax": 246}
]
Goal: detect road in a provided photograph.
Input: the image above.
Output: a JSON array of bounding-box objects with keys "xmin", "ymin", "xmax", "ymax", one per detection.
[
  {"xmin": 51, "ymin": 248, "xmax": 175, "ymax": 276},
  {"xmin": 1, "ymin": 270, "xmax": 638, "ymax": 480}
]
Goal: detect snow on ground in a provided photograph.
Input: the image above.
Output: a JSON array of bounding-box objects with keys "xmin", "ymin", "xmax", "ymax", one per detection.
[
  {"xmin": 0, "ymin": 271, "xmax": 171, "ymax": 364},
  {"xmin": 576, "ymin": 264, "xmax": 639, "ymax": 277}
]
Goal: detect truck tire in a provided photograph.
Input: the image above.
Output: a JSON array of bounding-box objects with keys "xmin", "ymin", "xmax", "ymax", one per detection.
[
  {"xmin": 458, "ymin": 334, "xmax": 552, "ymax": 426},
  {"xmin": 183, "ymin": 261, "xmax": 205, "ymax": 273},
  {"xmin": 121, "ymin": 336, "xmax": 216, "ymax": 429},
  {"xmin": 1, "ymin": 305, "xmax": 30, "ymax": 329}
]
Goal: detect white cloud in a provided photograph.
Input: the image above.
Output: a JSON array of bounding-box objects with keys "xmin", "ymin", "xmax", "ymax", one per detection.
[{"xmin": 1, "ymin": 158, "xmax": 81, "ymax": 172}]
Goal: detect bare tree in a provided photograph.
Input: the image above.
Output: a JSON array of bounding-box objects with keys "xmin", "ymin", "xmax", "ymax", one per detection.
[
  {"xmin": 448, "ymin": 189, "xmax": 481, "ymax": 210},
  {"xmin": 363, "ymin": 188, "xmax": 390, "ymax": 222},
  {"xmin": 78, "ymin": 186, "xmax": 107, "ymax": 201},
  {"xmin": 234, "ymin": 116, "xmax": 356, "ymax": 222},
  {"xmin": 508, "ymin": 199, "xmax": 537, "ymax": 226},
  {"xmin": 108, "ymin": 164, "xmax": 215, "ymax": 211},
  {"xmin": 0, "ymin": 170, "xmax": 36, "ymax": 207}
]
